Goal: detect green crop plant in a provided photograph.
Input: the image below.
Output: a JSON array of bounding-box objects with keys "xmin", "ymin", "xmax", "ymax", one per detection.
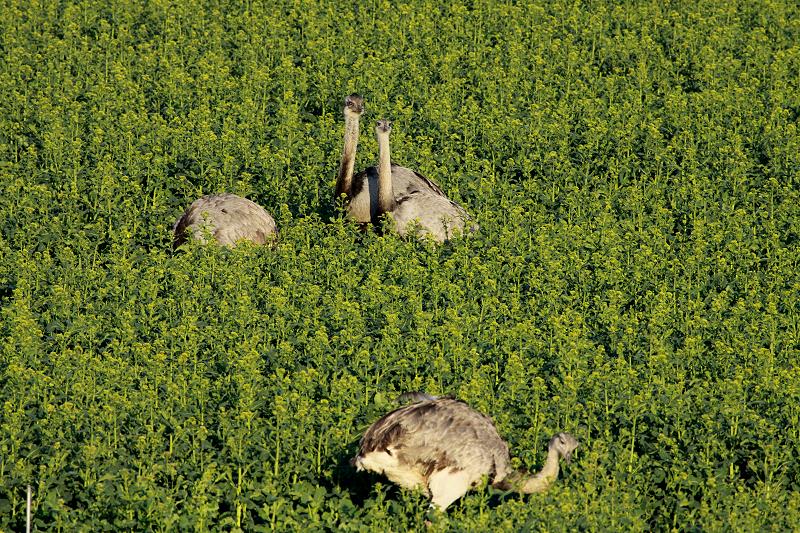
[{"xmin": 1, "ymin": 0, "xmax": 799, "ymax": 530}]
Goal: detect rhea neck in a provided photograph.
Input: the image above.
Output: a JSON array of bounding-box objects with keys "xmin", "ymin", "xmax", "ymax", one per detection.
[
  {"xmin": 519, "ymin": 447, "xmax": 561, "ymax": 494},
  {"xmin": 335, "ymin": 109, "xmax": 361, "ymax": 200},
  {"xmin": 376, "ymin": 129, "xmax": 395, "ymax": 216}
]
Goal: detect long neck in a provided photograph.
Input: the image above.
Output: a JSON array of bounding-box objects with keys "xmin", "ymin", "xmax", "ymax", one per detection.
[
  {"xmin": 376, "ymin": 131, "xmax": 395, "ymax": 215},
  {"xmin": 335, "ymin": 113, "xmax": 360, "ymax": 200},
  {"xmin": 503, "ymin": 448, "xmax": 561, "ymax": 494}
]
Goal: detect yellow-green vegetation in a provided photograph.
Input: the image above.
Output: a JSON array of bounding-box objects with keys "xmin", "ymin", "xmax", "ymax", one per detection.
[{"xmin": 2, "ymin": 0, "xmax": 799, "ymax": 530}]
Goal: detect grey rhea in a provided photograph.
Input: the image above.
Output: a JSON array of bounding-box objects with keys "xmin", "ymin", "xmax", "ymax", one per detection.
[
  {"xmin": 353, "ymin": 396, "xmax": 579, "ymax": 510},
  {"xmin": 349, "ymin": 119, "xmax": 477, "ymax": 243},
  {"xmin": 335, "ymin": 94, "xmax": 366, "ymax": 205},
  {"xmin": 172, "ymin": 193, "xmax": 277, "ymax": 248}
]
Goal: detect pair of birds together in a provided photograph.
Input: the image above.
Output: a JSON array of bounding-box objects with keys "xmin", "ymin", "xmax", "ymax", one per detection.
[
  {"xmin": 173, "ymin": 94, "xmax": 475, "ymax": 247},
  {"xmin": 173, "ymin": 95, "xmax": 577, "ymax": 511}
]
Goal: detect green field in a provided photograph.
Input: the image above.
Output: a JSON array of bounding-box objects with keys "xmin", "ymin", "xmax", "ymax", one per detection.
[{"xmin": 2, "ymin": 0, "xmax": 799, "ymax": 530}]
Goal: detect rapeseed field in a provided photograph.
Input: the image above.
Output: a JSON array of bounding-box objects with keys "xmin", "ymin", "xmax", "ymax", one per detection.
[{"xmin": 1, "ymin": 0, "xmax": 799, "ymax": 529}]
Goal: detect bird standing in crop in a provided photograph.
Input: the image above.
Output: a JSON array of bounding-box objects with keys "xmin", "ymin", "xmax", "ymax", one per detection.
[{"xmin": 353, "ymin": 395, "xmax": 578, "ymax": 510}]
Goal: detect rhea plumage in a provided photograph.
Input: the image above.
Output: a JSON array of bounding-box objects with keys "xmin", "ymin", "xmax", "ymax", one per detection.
[
  {"xmin": 349, "ymin": 119, "xmax": 476, "ymax": 242},
  {"xmin": 353, "ymin": 395, "xmax": 578, "ymax": 510},
  {"xmin": 172, "ymin": 193, "xmax": 277, "ymax": 248}
]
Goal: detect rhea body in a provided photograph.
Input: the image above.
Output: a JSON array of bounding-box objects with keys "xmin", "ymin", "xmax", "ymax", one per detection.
[
  {"xmin": 374, "ymin": 120, "xmax": 475, "ymax": 242},
  {"xmin": 353, "ymin": 396, "xmax": 578, "ymax": 510},
  {"xmin": 173, "ymin": 193, "xmax": 277, "ymax": 248},
  {"xmin": 349, "ymin": 120, "xmax": 476, "ymax": 242}
]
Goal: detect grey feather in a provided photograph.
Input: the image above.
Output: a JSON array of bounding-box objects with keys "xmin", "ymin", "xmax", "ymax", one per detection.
[
  {"xmin": 396, "ymin": 392, "xmax": 440, "ymax": 404},
  {"xmin": 173, "ymin": 193, "xmax": 277, "ymax": 248},
  {"xmin": 349, "ymin": 164, "xmax": 477, "ymax": 242}
]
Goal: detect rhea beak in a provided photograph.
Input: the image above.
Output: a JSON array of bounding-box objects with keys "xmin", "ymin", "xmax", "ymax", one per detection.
[
  {"xmin": 569, "ymin": 442, "xmax": 581, "ymax": 463},
  {"xmin": 564, "ymin": 449, "xmax": 574, "ymax": 464}
]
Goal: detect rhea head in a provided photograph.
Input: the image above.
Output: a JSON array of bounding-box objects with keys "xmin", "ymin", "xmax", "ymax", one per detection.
[
  {"xmin": 344, "ymin": 93, "xmax": 365, "ymax": 116},
  {"xmin": 376, "ymin": 119, "xmax": 392, "ymax": 134},
  {"xmin": 548, "ymin": 432, "xmax": 579, "ymax": 463}
]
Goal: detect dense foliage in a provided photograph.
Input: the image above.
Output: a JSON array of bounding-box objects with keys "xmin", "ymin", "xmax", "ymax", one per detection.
[{"xmin": 2, "ymin": 0, "xmax": 799, "ymax": 530}]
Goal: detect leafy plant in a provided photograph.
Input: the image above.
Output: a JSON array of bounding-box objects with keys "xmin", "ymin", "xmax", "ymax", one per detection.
[{"xmin": 1, "ymin": 0, "xmax": 799, "ymax": 530}]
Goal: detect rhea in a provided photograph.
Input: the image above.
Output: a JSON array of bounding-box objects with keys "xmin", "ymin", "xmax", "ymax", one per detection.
[
  {"xmin": 334, "ymin": 93, "xmax": 366, "ymax": 206},
  {"xmin": 172, "ymin": 193, "xmax": 277, "ymax": 248},
  {"xmin": 350, "ymin": 119, "xmax": 475, "ymax": 242},
  {"xmin": 353, "ymin": 394, "xmax": 579, "ymax": 511}
]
